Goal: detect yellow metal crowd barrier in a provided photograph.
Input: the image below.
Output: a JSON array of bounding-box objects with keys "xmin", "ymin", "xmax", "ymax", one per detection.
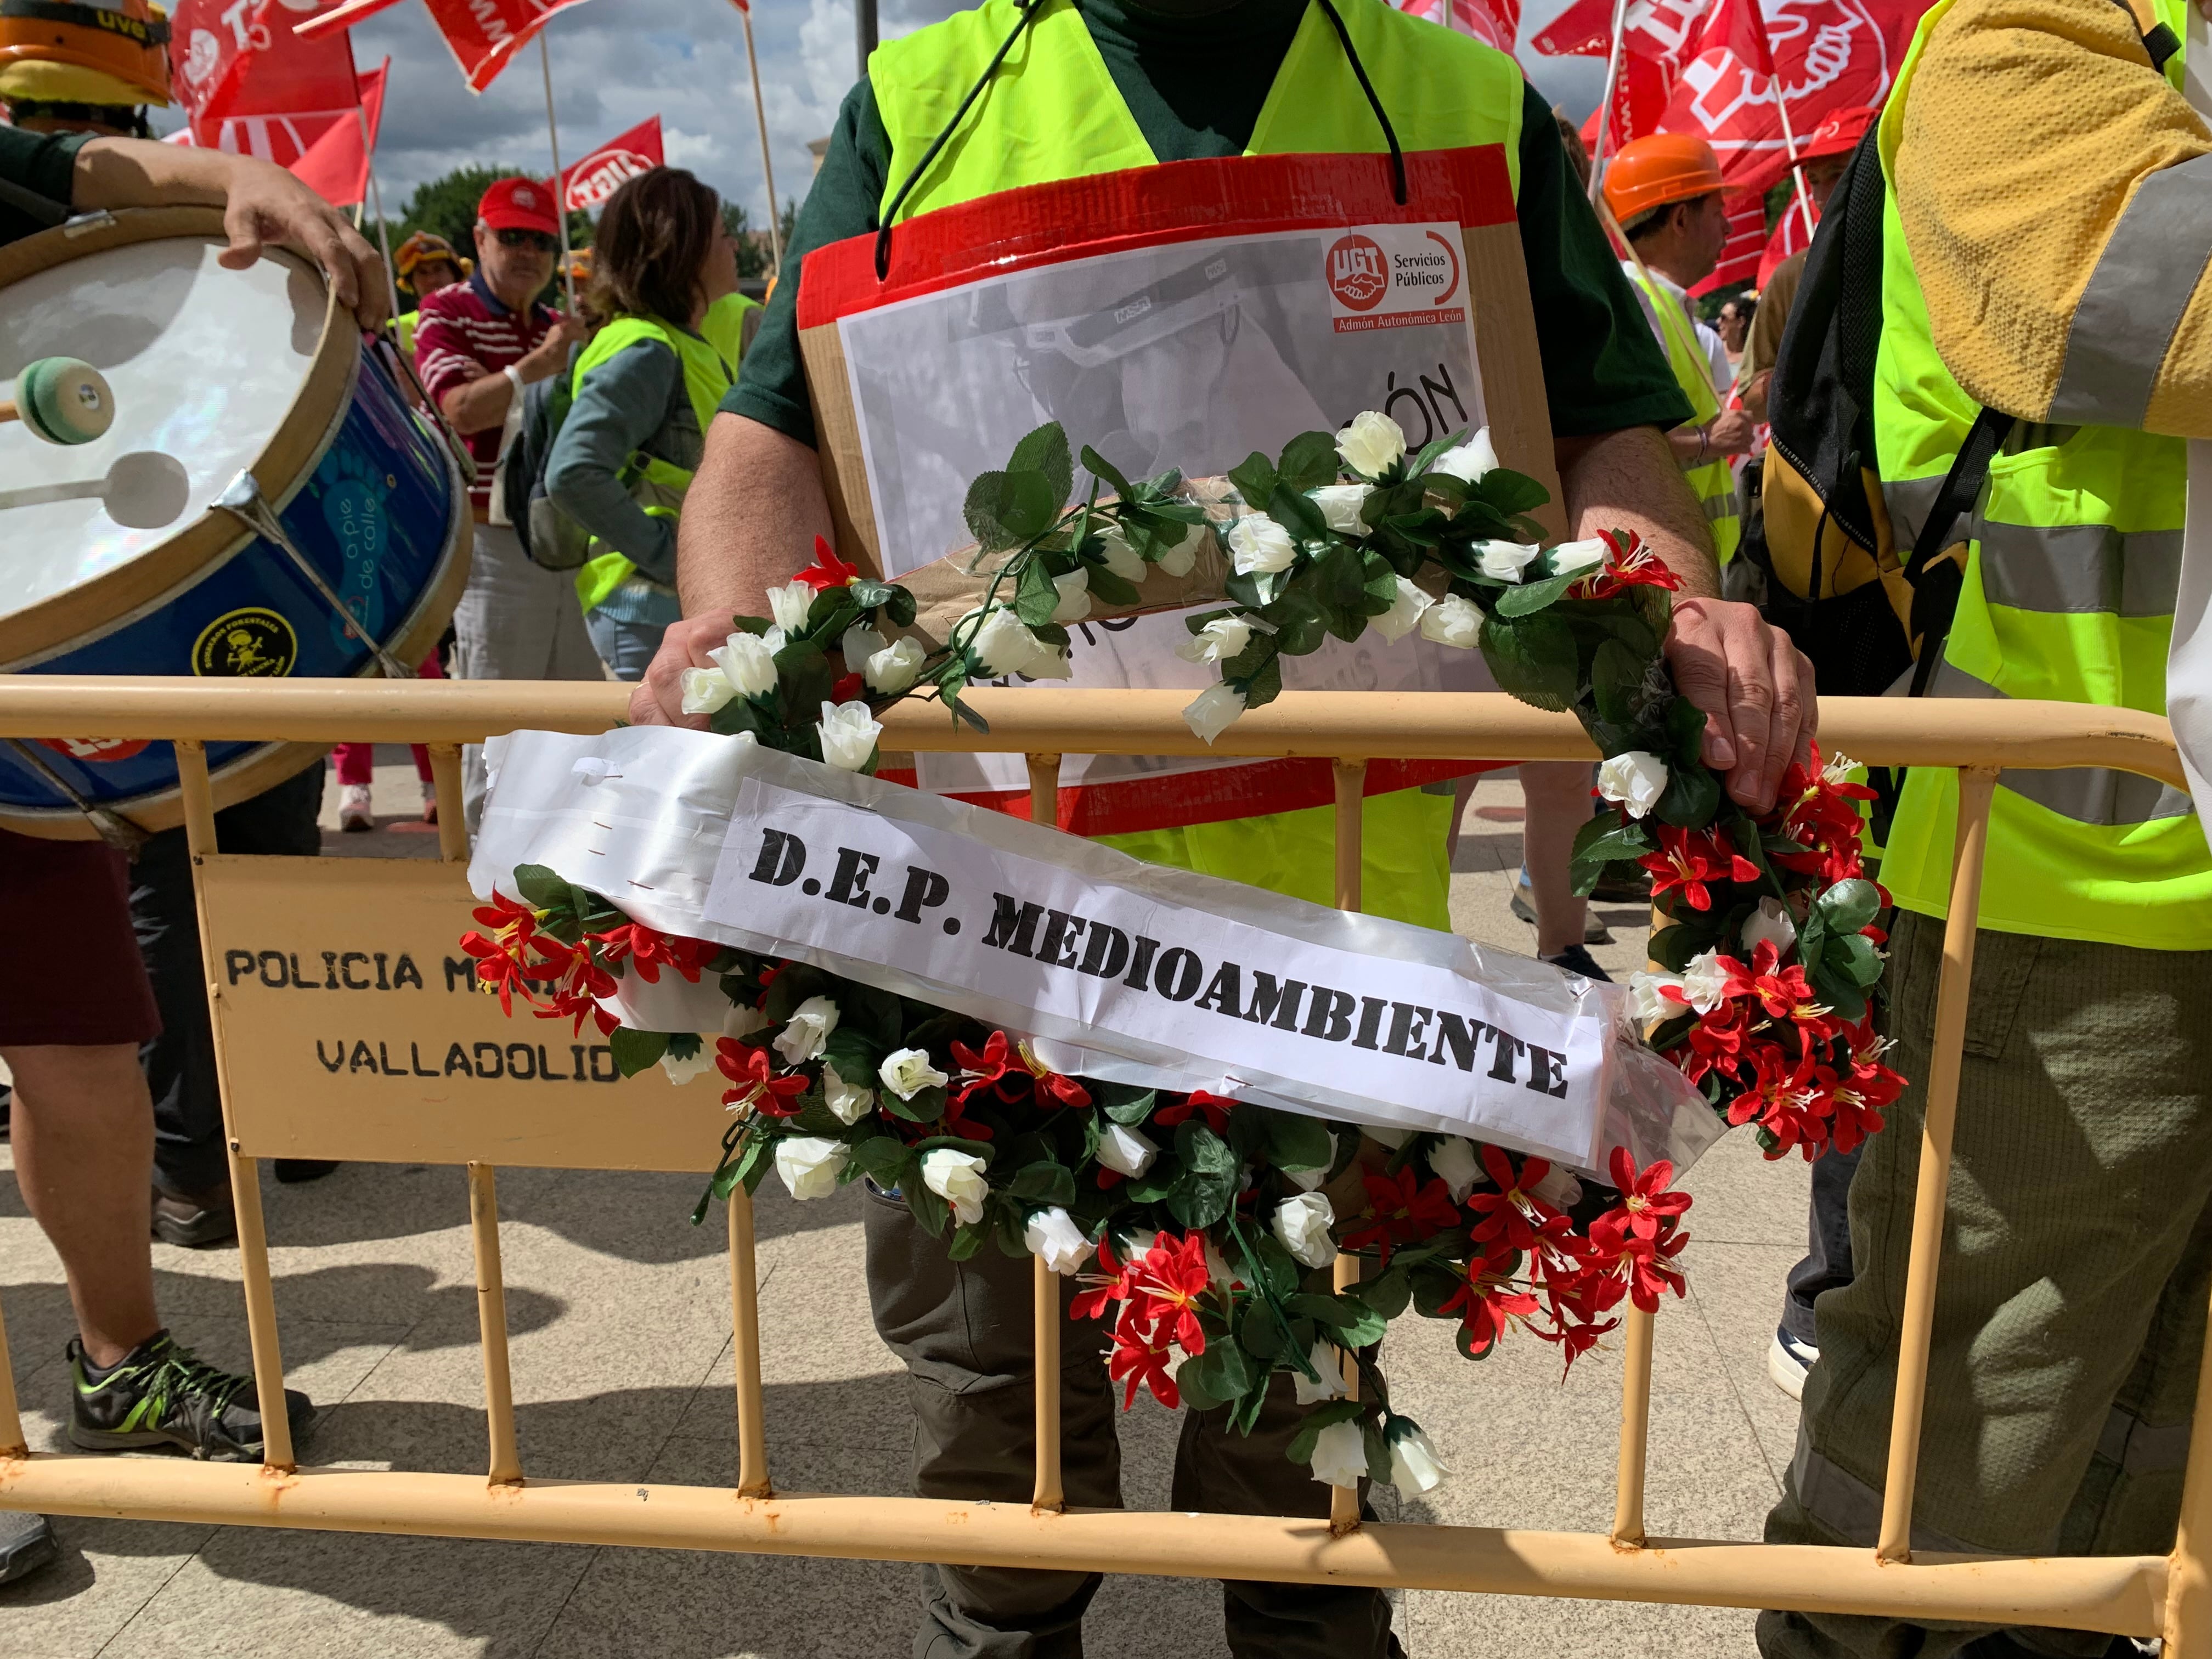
[{"xmin": 0, "ymin": 679, "xmax": 2197, "ymax": 1647}]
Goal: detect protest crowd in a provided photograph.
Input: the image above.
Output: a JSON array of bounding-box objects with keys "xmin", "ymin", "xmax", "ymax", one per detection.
[{"xmin": 0, "ymin": 0, "xmax": 2204, "ymax": 1651}]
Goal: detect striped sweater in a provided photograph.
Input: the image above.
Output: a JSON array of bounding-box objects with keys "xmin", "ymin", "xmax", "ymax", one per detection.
[{"xmin": 415, "ymin": 273, "xmax": 559, "ymax": 509}]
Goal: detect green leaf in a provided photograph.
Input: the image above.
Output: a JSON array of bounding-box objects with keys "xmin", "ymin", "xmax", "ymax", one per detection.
[
  {"xmin": 1165, "ymin": 1122, "xmax": 1238, "ymax": 1231},
  {"xmin": 852, "ymin": 1136, "xmax": 910, "ymax": 1186},
  {"xmin": 1353, "ymin": 1266, "xmax": 1412, "ymax": 1319},
  {"xmin": 1099, "ymin": 1085, "xmax": 1158, "ymax": 1126},
  {"xmin": 1084, "ymin": 560, "xmax": 1141, "ymax": 607},
  {"xmin": 1240, "ymin": 1300, "xmax": 1286, "ymax": 1361},
  {"xmin": 1654, "ymin": 761, "xmax": 1723, "ymax": 829},
  {"xmin": 1264, "ymin": 1110, "xmax": 1334, "ymax": 1173},
  {"xmin": 1364, "ymin": 1421, "xmax": 1393, "ymax": 1487},
  {"xmin": 1014, "ymin": 556, "xmax": 1060, "ymax": 628},
  {"xmin": 772, "ymin": 640, "xmax": 834, "ymax": 731},
  {"xmin": 1007, "ymin": 422, "xmax": 1073, "ymax": 514},
  {"xmin": 1472, "ymin": 467, "xmax": 1551, "ymax": 517},
  {"xmin": 1080, "ymin": 444, "xmax": 1133, "ymax": 501},
  {"xmin": 1494, "ymin": 571, "xmax": 1576, "ymax": 617},
  {"xmin": 1227, "ymin": 451, "xmax": 1277, "ymax": 507},
  {"xmin": 1816, "ymin": 877, "xmax": 1883, "ymax": 938},
  {"xmin": 1275, "ymin": 429, "xmax": 1340, "ymax": 493},
  {"xmin": 513, "ymin": 864, "xmax": 570, "ymax": 910},
  {"xmin": 607, "ymin": 1028, "xmax": 669, "ymax": 1077},
  {"xmin": 1286, "ymin": 1398, "xmax": 1365, "ymax": 1465},
  {"xmin": 964, "ymin": 469, "xmax": 1057, "ymax": 552},
  {"xmin": 946, "ymin": 1223, "xmax": 985, "ymax": 1261},
  {"xmin": 1259, "ymin": 586, "xmax": 1329, "ymax": 656},
  {"xmin": 1480, "ymin": 612, "xmax": 1579, "ymax": 713},
  {"xmin": 823, "ymin": 1025, "xmax": 885, "ymax": 1085},
  {"xmin": 906, "ymin": 1181, "xmax": 949, "ymax": 1238},
  {"xmin": 1236, "ymin": 648, "xmax": 1284, "ymax": 713},
  {"xmin": 1571, "ymin": 810, "xmax": 1654, "ymax": 868},
  {"xmin": 1010, "ymin": 1160, "xmax": 1077, "ymax": 1206}
]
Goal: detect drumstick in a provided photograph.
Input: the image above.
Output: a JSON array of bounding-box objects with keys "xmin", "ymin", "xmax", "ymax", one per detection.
[{"xmin": 0, "ymin": 357, "xmax": 114, "ymax": 445}]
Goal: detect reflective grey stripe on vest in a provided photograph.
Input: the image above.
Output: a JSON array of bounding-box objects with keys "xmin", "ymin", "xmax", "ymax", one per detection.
[
  {"xmin": 1925, "ymin": 661, "xmax": 2197, "ymax": 825},
  {"xmin": 1977, "ymin": 521, "xmax": 2183, "ymax": 617},
  {"xmin": 1705, "ymin": 489, "xmax": 1740, "ymax": 522},
  {"xmin": 2051, "ymin": 151, "xmax": 2212, "ymax": 428},
  {"xmin": 2097, "ymin": 1402, "xmax": 2193, "ymax": 1475},
  {"xmin": 1787, "ymin": 1431, "xmax": 1983, "ymax": 1554},
  {"xmin": 1882, "ymin": 473, "xmax": 1969, "ymax": 553}
]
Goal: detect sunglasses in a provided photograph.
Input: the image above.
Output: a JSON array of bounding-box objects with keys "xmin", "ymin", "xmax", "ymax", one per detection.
[{"xmin": 493, "ymin": 228, "xmax": 559, "ymax": 252}]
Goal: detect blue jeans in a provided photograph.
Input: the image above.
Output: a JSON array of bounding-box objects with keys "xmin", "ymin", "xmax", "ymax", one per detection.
[{"xmin": 585, "ymin": 608, "xmax": 665, "ymax": 682}]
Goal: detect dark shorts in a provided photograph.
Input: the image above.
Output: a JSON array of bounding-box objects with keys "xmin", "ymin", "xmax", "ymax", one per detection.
[{"xmin": 0, "ymin": 828, "xmax": 161, "ymax": 1048}]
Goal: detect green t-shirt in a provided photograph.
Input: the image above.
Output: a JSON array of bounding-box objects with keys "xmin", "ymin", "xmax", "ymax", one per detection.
[
  {"xmin": 0, "ymin": 126, "xmax": 86, "ymax": 246},
  {"xmin": 723, "ymin": 0, "xmax": 1689, "ymax": 447}
]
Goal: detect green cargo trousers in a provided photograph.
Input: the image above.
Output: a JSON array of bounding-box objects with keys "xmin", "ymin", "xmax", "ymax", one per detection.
[
  {"xmin": 862, "ymin": 1185, "xmax": 1401, "ymax": 1659},
  {"xmin": 1759, "ymin": 908, "xmax": 2212, "ymax": 1659}
]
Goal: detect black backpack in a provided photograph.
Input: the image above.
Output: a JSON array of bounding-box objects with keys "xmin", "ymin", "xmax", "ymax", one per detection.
[
  {"xmin": 1748, "ymin": 126, "xmax": 2012, "ymax": 698},
  {"xmin": 498, "ymin": 364, "xmax": 596, "ymax": 571}
]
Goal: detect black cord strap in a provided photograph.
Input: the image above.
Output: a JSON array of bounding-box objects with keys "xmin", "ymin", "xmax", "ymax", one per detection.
[
  {"xmin": 1313, "ymin": 0, "xmax": 1407, "ymax": 207},
  {"xmin": 874, "ymin": 0, "xmax": 1045, "ymax": 282}
]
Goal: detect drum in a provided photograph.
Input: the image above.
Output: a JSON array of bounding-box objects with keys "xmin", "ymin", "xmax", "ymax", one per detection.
[{"xmin": 0, "ymin": 206, "xmax": 470, "ymax": 840}]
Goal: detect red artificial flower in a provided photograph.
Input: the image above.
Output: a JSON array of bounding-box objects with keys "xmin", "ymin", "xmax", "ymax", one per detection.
[
  {"xmin": 1342, "ymin": 1166, "xmax": 1462, "ymax": 1266},
  {"xmin": 1570, "ymin": 529, "xmax": 1685, "ymax": 600},
  {"xmin": 1438, "ymin": 1257, "xmax": 1541, "ymax": 1357},
  {"xmin": 1108, "ymin": 1324, "xmax": 1180, "ymax": 1410},
  {"xmin": 1678, "ymin": 998, "xmax": 1753, "ymax": 1086},
  {"xmin": 831, "ymin": 672, "xmax": 865, "ymax": 704},
  {"xmin": 715, "ymin": 1041, "xmax": 810, "ymax": 1119},
  {"xmin": 1726, "ymin": 1045, "xmax": 1836, "ymax": 1158},
  {"xmin": 459, "ymin": 929, "xmax": 534, "ymax": 1016},
  {"xmin": 590, "ymin": 923, "xmax": 718, "ymax": 985},
  {"xmin": 1119, "ymin": 1233, "xmax": 1213, "ymax": 1355},
  {"xmin": 1723, "ymin": 941, "xmax": 1835, "ymax": 1034},
  {"xmin": 1600, "ymin": 1148, "xmax": 1692, "ymax": 1245},
  {"xmin": 1465, "ymin": 1143, "xmax": 1561, "ymax": 1255},
  {"xmin": 1640, "ymin": 823, "xmax": 1760, "ymax": 912},
  {"xmin": 1153, "ymin": 1091, "xmax": 1233, "ymax": 1136},
  {"xmin": 795, "ymin": 535, "xmax": 859, "ymax": 591},
  {"xmin": 1070, "ymin": 1237, "xmax": 1133, "ymax": 1324},
  {"xmin": 948, "ymin": 1031, "xmax": 1092, "ymax": 1113}
]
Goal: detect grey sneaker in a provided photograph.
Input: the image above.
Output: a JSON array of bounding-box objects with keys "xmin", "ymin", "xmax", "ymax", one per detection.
[{"xmin": 68, "ymin": 1332, "xmax": 312, "ymax": 1462}]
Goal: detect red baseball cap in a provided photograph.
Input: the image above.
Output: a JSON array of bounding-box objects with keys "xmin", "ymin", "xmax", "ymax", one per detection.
[
  {"xmin": 1798, "ymin": 105, "xmax": 1878, "ymax": 162},
  {"xmin": 478, "ymin": 176, "xmax": 560, "ymax": 235}
]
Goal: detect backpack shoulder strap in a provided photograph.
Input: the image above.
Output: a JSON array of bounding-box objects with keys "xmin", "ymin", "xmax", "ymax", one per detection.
[{"xmin": 1903, "ymin": 403, "xmax": 2013, "ymax": 694}]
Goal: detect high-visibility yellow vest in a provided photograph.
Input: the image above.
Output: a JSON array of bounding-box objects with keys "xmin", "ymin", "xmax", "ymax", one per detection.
[
  {"xmin": 701, "ymin": 291, "xmax": 763, "ymax": 372},
  {"xmin": 570, "ymin": 314, "xmax": 735, "ymax": 616},
  {"xmin": 1873, "ymin": 0, "xmax": 2205, "ymax": 949},
  {"xmin": 862, "ymin": 0, "xmax": 1528, "ymax": 928},
  {"xmin": 393, "ymin": 311, "xmax": 418, "ymax": 358},
  {"xmin": 1624, "ymin": 264, "xmax": 1741, "ymax": 565}
]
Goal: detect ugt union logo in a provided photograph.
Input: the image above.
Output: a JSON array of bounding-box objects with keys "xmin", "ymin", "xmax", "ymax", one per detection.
[{"xmin": 1326, "ymin": 234, "xmax": 1390, "ymax": 312}]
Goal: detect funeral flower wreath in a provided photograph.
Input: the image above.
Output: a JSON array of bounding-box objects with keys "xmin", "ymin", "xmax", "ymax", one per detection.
[{"xmin": 465, "ymin": 414, "xmax": 1901, "ymax": 1497}]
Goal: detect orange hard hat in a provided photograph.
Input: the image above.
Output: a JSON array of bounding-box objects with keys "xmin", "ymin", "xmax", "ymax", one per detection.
[{"xmin": 1601, "ymin": 133, "xmax": 1725, "ymax": 225}]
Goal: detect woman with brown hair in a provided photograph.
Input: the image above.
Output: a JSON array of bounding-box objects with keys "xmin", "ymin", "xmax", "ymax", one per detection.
[{"xmin": 546, "ymin": 165, "xmax": 742, "ymax": 679}]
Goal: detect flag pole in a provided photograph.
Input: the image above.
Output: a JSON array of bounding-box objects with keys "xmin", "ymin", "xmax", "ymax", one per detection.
[
  {"xmin": 1746, "ymin": 0, "xmax": 1817, "ymax": 241},
  {"xmin": 538, "ymin": 32, "xmax": 576, "ymax": 311},
  {"xmin": 738, "ymin": 2, "xmax": 783, "ymax": 274},
  {"xmin": 1587, "ymin": 0, "xmax": 1632, "ymax": 202},
  {"xmin": 360, "ymin": 61, "xmax": 402, "ymax": 329}
]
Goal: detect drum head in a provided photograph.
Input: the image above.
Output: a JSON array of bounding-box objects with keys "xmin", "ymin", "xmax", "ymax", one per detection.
[{"xmin": 0, "ymin": 235, "xmax": 324, "ymax": 631}]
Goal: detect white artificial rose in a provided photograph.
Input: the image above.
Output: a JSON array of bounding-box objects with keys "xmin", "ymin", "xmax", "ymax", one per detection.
[
  {"xmin": 840, "ymin": 622, "xmax": 887, "ymax": 668},
  {"xmin": 1336, "ymin": 409, "xmax": 1407, "ymax": 477},
  {"xmin": 822, "ymin": 1060, "xmax": 875, "ymax": 1125},
  {"xmin": 816, "ymin": 700, "xmax": 883, "ymax": 772},
  {"xmin": 1271, "ymin": 1190, "xmax": 1338, "ymax": 1268},
  {"xmin": 1176, "ymin": 616, "xmax": 1254, "ymax": 665},
  {"xmin": 1308, "ymin": 1420, "xmax": 1369, "ymax": 1487},
  {"xmin": 879, "ymin": 1046, "xmax": 949, "ymax": 1101},
  {"xmin": 1096, "ymin": 527, "xmax": 1147, "ymax": 583},
  {"xmin": 1742, "ymin": 896, "xmax": 1799, "ymax": 957},
  {"xmin": 658, "ymin": 1042, "xmax": 716, "ymax": 1087},
  {"xmin": 1547, "ymin": 538, "xmax": 1610, "ymax": 579},
  {"xmin": 1228, "ymin": 513, "xmax": 1297, "ymax": 575},
  {"xmin": 1025, "ymin": 645, "xmax": 1073, "ymax": 680},
  {"xmin": 1427, "ymin": 1136, "xmax": 1481, "ymax": 1203},
  {"xmin": 723, "ymin": 1002, "xmax": 772, "ymax": 1041},
  {"xmin": 1596, "ymin": 749, "xmax": 1669, "ymax": 820},
  {"xmin": 1387, "ymin": 1424, "xmax": 1449, "ymax": 1498},
  {"xmin": 1627, "ymin": 970, "xmax": 1687, "ymax": 1025},
  {"xmin": 921, "ymin": 1147, "xmax": 991, "ymax": 1226},
  {"xmin": 1475, "ymin": 539, "xmax": 1544, "ymax": 582},
  {"xmin": 1155, "ymin": 523, "xmax": 1205, "ymax": 578},
  {"xmin": 1678, "ymin": 950, "xmax": 1733, "ymax": 1015},
  {"xmin": 679, "ymin": 667, "xmax": 737, "ymax": 715},
  {"xmin": 969, "ymin": 606, "xmax": 1048, "ymax": 677},
  {"xmin": 1024, "ymin": 1206, "xmax": 1093, "ymax": 1274},
  {"xmin": 1309, "ymin": 482, "xmax": 1374, "ymax": 534},
  {"xmin": 864, "ymin": 635, "xmax": 927, "ymax": 695},
  {"xmin": 766, "ymin": 580, "xmax": 815, "ymax": 633},
  {"xmin": 1528, "ymin": 1164, "xmax": 1584, "ymax": 1210},
  {"xmin": 1294, "ymin": 1340, "xmax": 1349, "ymax": 1404},
  {"xmin": 1096, "ymin": 1122, "xmax": 1158, "ymax": 1178},
  {"xmin": 1182, "ymin": 682, "xmax": 1248, "ymax": 744},
  {"xmin": 1418, "ymin": 594, "xmax": 1482, "ymax": 649},
  {"xmin": 772, "ymin": 995, "xmax": 840, "ymax": 1065},
  {"xmin": 709, "ymin": 631, "xmax": 780, "ymax": 698},
  {"xmin": 1370, "ymin": 575, "xmax": 1434, "ymax": 642},
  {"xmin": 775, "ymin": 1136, "xmax": 849, "ymax": 1201},
  {"xmin": 1051, "ymin": 567, "xmax": 1092, "ymax": 623},
  {"xmin": 1430, "ymin": 426, "xmax": 1500, "ymax": 483}
]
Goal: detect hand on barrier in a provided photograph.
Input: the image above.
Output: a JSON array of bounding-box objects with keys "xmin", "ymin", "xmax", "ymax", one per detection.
[{"xmin": 1662, "ymin": 596, "xmax": 1818, "ymax": 814}]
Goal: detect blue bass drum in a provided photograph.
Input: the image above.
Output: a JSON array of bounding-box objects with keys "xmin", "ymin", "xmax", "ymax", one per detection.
[{"xmin": 0, "ymin": 206, "xmax": 469, "ymax": 839}]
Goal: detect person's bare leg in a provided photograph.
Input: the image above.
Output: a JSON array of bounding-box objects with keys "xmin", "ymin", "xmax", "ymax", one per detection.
[
  {"xmin": 1521, "ymin": 761, "xmax": 1594, "ymax": 959},
  {"xmin": 3, "ymin": 1043, "xmax": 159, "ymax": 1366}
]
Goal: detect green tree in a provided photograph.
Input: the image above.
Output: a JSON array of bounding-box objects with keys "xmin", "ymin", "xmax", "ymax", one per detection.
[{"xmin": 720, "ymin": 196, "xmax": 800, "ymax": 280}]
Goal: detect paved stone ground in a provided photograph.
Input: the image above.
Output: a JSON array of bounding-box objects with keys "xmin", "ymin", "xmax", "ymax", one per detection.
[{"xmin": 0, "ymin": 758, "xmax": 1807, "ymax": 1658}]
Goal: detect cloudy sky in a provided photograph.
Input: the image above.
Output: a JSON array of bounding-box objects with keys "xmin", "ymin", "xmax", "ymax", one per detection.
[{"xmin": 213, "ymin": 0, "xmax": 1606, "ymax": 225}]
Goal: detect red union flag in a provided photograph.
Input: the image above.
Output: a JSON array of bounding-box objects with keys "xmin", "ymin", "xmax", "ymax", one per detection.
[
  {"xmin": 170, "ymin": 0, "xmax": 358, "ymax": 128},
  {"xmin": 1657, "ymin": 0, "xmax": 1925, "ymax": 191},
  {"xmin": 422, "ymin": 0, "xmax": 597, "ymax": 93},
  {"xmin": 1396, "ymin": 0, "xmax": 1520, "ymax": 54},
  {"xmin": 1533, "ymin": 0, "xmax": 1713, "ymax": 63},
  {"xmin": 560, "ymin": 115, "xmax": 664, "ymax": 211}
]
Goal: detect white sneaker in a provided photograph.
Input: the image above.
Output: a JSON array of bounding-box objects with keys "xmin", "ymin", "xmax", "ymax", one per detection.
[
  {"xmin": 338, "ymin": 783, "xmax": 374, "ymax": 832},
  {"xmin": 1768, "ymin": 1327, "xmax": 1818, "ymax": 1401}
]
